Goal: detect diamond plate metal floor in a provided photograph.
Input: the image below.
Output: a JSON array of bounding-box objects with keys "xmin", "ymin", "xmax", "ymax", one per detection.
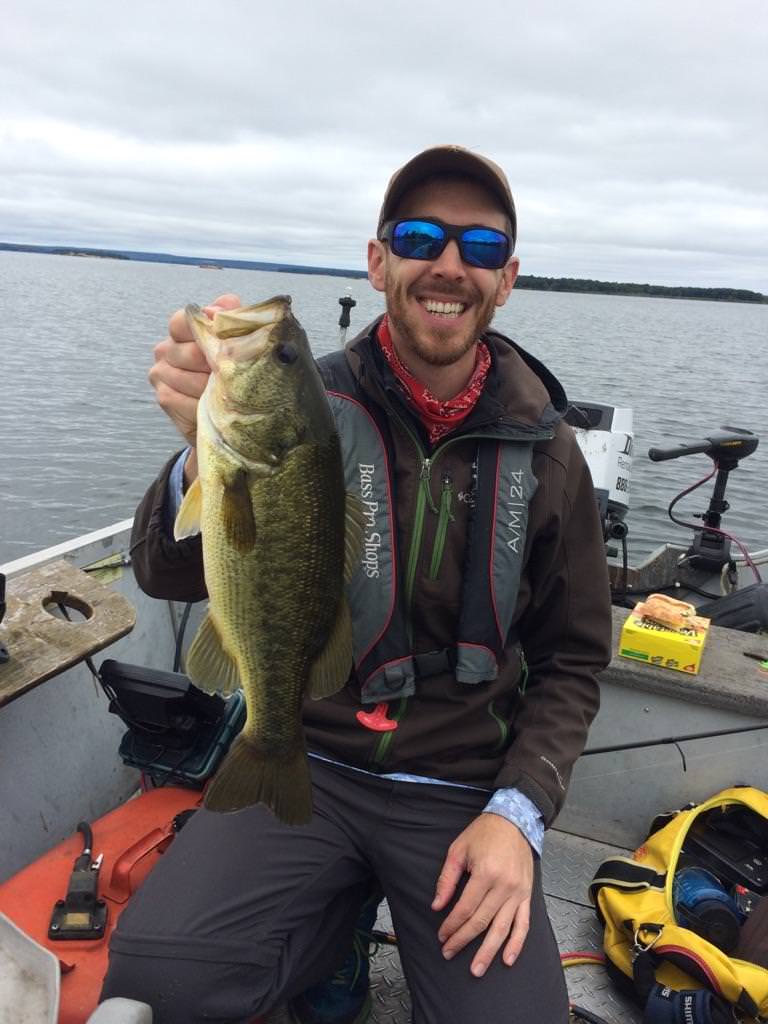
[
  {"xmin": 544, "ymin": 830, "xmax": 643, "ymax": 1023},
  {"xmin": 267, "ymin": 828, "xmax": 641, "ymax": 1024}
]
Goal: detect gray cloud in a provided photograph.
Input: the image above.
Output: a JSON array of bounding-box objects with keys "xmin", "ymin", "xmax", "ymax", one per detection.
[{"xmin": 2, "ymin": 0, "xmax": 767, "ymax": 289}]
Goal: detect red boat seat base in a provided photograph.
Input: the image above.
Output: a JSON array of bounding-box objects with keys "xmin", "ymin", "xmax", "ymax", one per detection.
[{"xmin": 0, "ymin": 787, "xmax": 265, "ymax": 1024}]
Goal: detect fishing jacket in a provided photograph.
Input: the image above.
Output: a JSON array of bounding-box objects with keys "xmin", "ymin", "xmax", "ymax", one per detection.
[{"xmin": 130, "ymin": 318, "xmax": 612, "ymax": 826}]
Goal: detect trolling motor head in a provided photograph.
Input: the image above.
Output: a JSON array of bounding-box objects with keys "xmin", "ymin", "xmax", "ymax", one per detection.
[
  {"xmin": 648, "ymin": 426, "xmax": 758, "ymax": 470},
  {"xmin": 649, "ymin": 426, "xmax": 759, "ymax": 574}
]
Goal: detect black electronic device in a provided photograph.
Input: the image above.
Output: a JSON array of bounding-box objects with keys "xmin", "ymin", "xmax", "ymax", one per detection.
[
  {"xmin": 49, "ymin": 821, "xmax": 107, "ymax": 941},
  {"xmin": 100, "ymin": 659, "xmax": 225, "ymax": 749},
  {"xmin": 683, "ymin": 807, "xmax": 768, "ymax": 895},
  {"xmin": 100, "ymin": 659, "xmax": 246, "ymax": 787}
]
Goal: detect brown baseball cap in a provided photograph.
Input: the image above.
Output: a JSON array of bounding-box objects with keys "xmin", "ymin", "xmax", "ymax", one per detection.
[{"xmin": 377, "ymin": 145, "xmax": 516, "ymax": 249}]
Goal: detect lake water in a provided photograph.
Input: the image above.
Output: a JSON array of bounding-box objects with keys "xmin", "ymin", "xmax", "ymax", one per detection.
[{"xmin": 1, "ymin": 251, "xmax": 766, "ymax": 567}]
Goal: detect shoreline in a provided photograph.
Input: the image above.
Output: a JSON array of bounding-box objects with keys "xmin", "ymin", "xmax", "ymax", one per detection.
[{"xmin": 1, "ymin": 241, "xmax": 766, "ymax": 305}]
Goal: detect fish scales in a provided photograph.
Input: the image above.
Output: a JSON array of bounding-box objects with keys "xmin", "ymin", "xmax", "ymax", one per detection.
[{"xmin": 203, "ymin": 439, "xmax": 347, "ymax": 741}]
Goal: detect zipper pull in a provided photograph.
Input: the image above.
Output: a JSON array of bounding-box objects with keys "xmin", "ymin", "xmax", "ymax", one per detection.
[
  {"xmin": 440, "ymin": 472, "xmax": 455, "ymax": 523},
  {"xmin": 420, "ymin": 458, "xmax": 439, "ymax": 514},
  {"xmin": 428, "ymin": 472, "xmax": 455, "ymax": 581},
  {"xmin": 356, "ymin": 702, "xmax": 398, "ymax": 732}
]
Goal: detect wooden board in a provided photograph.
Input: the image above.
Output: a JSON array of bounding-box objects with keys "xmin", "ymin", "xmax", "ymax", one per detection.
[{"xmin": 0, "ymin": 559, "xmax": 136, "ymax": 706}]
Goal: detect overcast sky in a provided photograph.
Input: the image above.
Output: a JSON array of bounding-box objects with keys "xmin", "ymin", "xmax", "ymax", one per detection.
[{"xmin": 3, "ymin": 0, "xmax": 767, "ymax": 291}]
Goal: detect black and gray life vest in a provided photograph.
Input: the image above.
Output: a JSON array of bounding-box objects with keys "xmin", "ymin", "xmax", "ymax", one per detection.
[{"xmin": 319, "ymin": 350, "xmax": 555, "ymax": 704}]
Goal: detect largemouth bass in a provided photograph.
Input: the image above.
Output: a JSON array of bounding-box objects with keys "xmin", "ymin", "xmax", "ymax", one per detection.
[{"xmin": 174, "ymin": 296, "xmax": 363, "ymax": 823}]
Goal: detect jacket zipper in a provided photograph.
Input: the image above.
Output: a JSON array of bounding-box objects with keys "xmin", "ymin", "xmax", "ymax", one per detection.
[
  {"xmin": 486, "ymin": 648, "xmax": 527, "ymax": 752},
  {"xmin": 403, "ymin": 457, "xmax": 433, "ymax": 639},
  {"xmin": 371, "ymin": 697, "xmax": 408, "ymax": 765},
  {"xmin": 486, "ymin": 700, "xmax": 509, "ymax": 753},
  {"xmin": 428, "ymin": 472, "xmax": 454, "ymax": 579},
  {"xmin": 519, "ymin": 647, "xmax": 529, "ymax": 693}
]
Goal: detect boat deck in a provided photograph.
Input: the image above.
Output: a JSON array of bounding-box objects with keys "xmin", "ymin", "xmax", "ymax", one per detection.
[{"xmin": 266, "ymin": 829, "xmax": 643, "ymax": 1024}]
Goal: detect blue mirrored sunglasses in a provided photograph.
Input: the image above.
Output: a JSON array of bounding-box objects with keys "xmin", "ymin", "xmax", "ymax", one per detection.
[{"xmin": 380, "ymin": 217, "xmax": 512, "ymax": 270}]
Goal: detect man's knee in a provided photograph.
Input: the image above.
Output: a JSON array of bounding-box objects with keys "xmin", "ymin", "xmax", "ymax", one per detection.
[{"xmin": 101, "ymin": 950, "xmax": 277, "ymax": 1024}]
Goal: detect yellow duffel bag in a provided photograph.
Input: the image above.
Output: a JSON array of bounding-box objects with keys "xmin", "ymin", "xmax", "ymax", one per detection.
[{"xmin": 590, "ymin": 786, "xmax": 768, "ymax": 1021}]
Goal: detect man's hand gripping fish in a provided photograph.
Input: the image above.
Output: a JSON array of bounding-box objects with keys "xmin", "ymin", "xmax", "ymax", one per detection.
[{"xmin": 175, "ymin": 296, "xmax": 364, "ymax": 824}]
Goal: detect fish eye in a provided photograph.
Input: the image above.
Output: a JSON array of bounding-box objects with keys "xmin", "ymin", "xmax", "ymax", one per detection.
[{"xmin": 275, "ymin": 342, "xmax": 299, "ymax": 365}]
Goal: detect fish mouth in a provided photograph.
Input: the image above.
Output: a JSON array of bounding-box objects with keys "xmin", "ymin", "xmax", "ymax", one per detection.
[
  {"xmin": 213, "ymin": 296, "xmax": 292, "ymax": 340},
  {"xmin": 186, "ymin": 296, "xmax": 294, "ymax": 367}
]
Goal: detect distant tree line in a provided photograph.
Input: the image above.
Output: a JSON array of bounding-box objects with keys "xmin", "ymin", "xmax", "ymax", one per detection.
[
  {"xmin": 515, "ymin": 275, "xmax": 767, "ymax": 304},
  {"xmin": 2, "ymin": 242, "xmax": 765, "ymax": 302}
]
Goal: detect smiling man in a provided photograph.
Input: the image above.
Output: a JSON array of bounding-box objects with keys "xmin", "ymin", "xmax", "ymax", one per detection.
[
  {"xmin": 371, "ymin": 175, "xmax": 517, "ymax": 388},
  {"xmin": 103, "ymin": 146, "xmax": 612, "ymax": 1024}
]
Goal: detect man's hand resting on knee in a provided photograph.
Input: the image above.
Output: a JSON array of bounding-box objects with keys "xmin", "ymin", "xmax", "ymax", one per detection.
[{"xmin": 432, "ymin": 814, "xmax": 533, "ymax": 978}]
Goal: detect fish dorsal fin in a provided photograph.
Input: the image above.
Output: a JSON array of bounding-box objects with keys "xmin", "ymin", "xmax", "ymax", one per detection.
[
  {"xmin": 344, "ymin": 492, "xmax": 366, "ymax": 584},
  {"xmin": 185, "ymin": 611, "xmax": 241, "ymax": 695},
  {"xmin": 223, "ymin": 469, "xmax": 257, "ymax": 552},
  {"xmin": 174, "ymin": 477, "xmax": 203, "ymax": 540},
  {"xmin": 307, "ymin": 594, "xmax": 353, "ymax": 700}
]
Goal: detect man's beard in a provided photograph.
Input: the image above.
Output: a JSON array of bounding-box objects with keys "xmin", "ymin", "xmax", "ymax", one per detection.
[{"xmin": 385, "ymin": 273, "xmax": 497, "ymax": 368}]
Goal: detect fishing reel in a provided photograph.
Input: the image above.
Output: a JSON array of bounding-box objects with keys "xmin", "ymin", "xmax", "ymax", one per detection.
[{"xmin": 649, "ymin": 426, "xmax": 759, "ymax": 575}]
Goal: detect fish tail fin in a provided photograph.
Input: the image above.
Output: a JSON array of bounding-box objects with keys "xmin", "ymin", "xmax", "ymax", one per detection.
[{"xmin": 203, "ymin": 735, "xmax": 312, "ymax": 825}]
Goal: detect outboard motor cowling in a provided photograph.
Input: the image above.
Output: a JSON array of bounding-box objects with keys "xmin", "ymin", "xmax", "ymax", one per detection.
[{"xmin": 565, "ymin": 402, "xmax": 634, "ymax": 545}]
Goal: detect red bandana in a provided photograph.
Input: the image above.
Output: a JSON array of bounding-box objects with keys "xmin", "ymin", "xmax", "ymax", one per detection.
[{"xmin": 376, "ymin": 316, "xmax": 491, "ymax": 443}]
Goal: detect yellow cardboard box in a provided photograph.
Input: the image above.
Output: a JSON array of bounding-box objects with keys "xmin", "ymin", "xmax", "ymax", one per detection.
[{"xmin": 619, "ymin": 611, "xmax": 711, "ymax": 674}]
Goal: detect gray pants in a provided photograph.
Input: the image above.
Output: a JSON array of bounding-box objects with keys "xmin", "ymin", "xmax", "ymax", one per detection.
[{"xmin": 102, "ymin": 760, "xmax": 568, "ymax": 1023}]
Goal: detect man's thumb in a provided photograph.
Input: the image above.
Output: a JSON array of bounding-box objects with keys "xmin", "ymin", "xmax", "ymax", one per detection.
[{"xmin": 211, "ymin": 293, "xmax": 242, "ymax": 310}]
